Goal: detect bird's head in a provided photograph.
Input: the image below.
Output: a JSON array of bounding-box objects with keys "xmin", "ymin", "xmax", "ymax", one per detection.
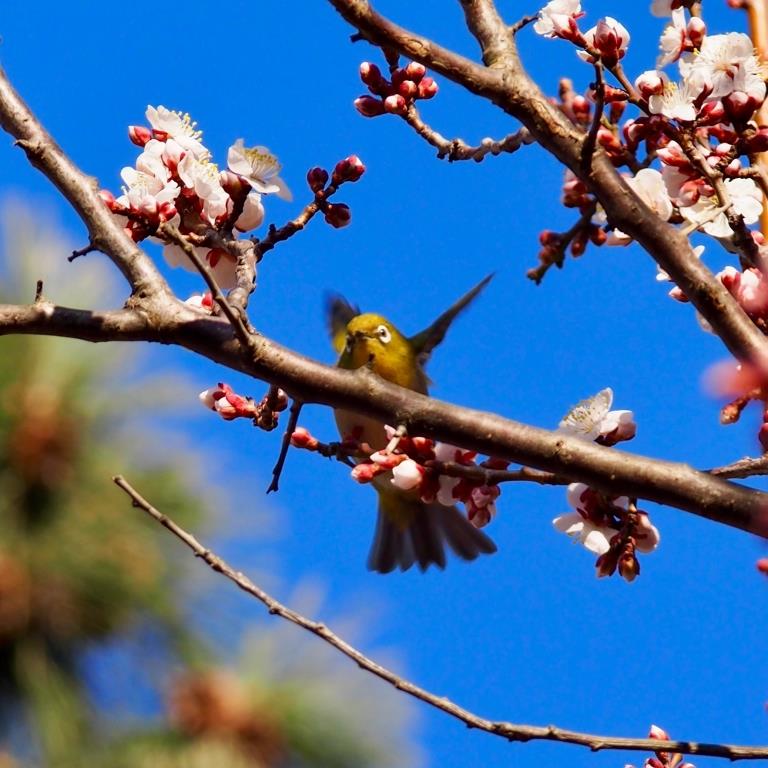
[{"xmin": 340, "ymin": 313, "xmax": 414, "ymax": 382}]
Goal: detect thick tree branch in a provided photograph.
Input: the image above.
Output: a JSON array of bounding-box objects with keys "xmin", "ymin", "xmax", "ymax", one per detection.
[
  {"xmin": 3, "ymin": 298, "xmax": 767, "ymax": 537},
  {"xmin": 327, "ymin": 0, "xmax": 768, "ymax": 366},
  {"xmin": 0, "ymin": 66, "xmax": 170, "ymax": 299},
  {"xmin": 113, "ymin": 474, "xmax": 768, "ymax": 762}
]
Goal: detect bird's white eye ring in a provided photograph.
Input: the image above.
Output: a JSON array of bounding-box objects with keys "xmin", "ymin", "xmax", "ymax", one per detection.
[
  {"xmin": 345, "ymin": 334, "xmax": 353, "ymax": 352},
  {"xmin": 376, "ymin": 325, "xmax": 392, "ymax": 344}
]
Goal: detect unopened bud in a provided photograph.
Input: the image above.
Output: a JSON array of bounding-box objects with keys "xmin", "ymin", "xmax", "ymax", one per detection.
[
  {"xmin": 360, "ymin": 62, "xmax": 388, "ymax": 95},
  {"xmin": 724, "ymin": 91, "xmax": 757, "ymax": 123},
  {"xmin": 618, "ymin": 551, "xmax": 639, "ymax": 582},
  {"xmin": 570, "ymin": 230, "xmax": 588, "ymax": 257},
  {"xmin": 697, "ymin": 99, "xmax": 726, "ymax": 125},
  {"xmin": 635, "ymin": 70, "xmax": 664, "ymax": 99},
  {"xmin": 291, "ymin": 427, "xmax": 319, "ymax": 451},
  {"xmin": 128, "ymin": 125, "xmax": 152, "ymax": 147},
  {"xmin": 756, "ymin": 557, "xmax": 768, "ymax": 575},
  {"xmin": 383, "ymin": 94, "xmax": 408, "ymax": 115},
  {"xmin": 687, "ymin": 16, "xmax": 706, "ymax": 48},
  {"xmin": 324, "ymin": 203, "xmax": 351, "ymax": 228},
  {"xmin": 589, "ymin": 225, "xmax": 607, "ymax": 245},
  {"xmin": 332, "ymin": 155, "xmax": 366, "ymax": 185},
  {"xmin": 306, "ymin": 166, "xmax": 329, "ymax": 192},
  {"xmin": 397, "ymin": 79, "xmax": 418, "ymax": 100},
  {"xmin": 539, "ymin": 229, "xmax": 561, "ymax": 246},
  {"xmin": 404, "ymin": 61, "xmax": 426, "ymax": 82},
  {"xmin": 571, "ymin": 95, "xmax": 591, "ymax": 123},
  {"xmin": 219, "ymin": 170, "xmax": 249, "ymax": 196},
  {"xmin": 417, "ymin": 77, "xmax": 438, "ymax": 99},
  {"xmin": 354, "ymin": 95, "xmax": 386, "ymax": 118}
]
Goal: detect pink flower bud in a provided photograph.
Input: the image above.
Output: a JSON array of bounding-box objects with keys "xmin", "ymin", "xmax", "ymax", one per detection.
[
  {"xmin": 571, "ymin": 95, "xmax": 591, "ymax": 122},
  {"xmin": 697, "ymin": 99, "xmax": 726, "ymax": 125},
  {"xmin": 290, "ymin": 427, "xmax": 319, "ymax": 451},
  {"xmin": 686, "ymin": 16, "xmax": 706, "ymax": 48},
  {"xmin": 128, "ymin": 125, "xmax": 152, "ymax": 147},
  {"xmin": 724, "ymin": 91, "xmax": 759, "ymax": 123},
  {"xmin": 359, "ymin": 62, "xmax": 388, "ymax": 95},
  {"xmin": 383, "ymin": 94, "xmax": 408, "ymax": 115},
  {"xmin": 354, "ymin": 95, "xmax": 386, "ymax": 118},
  {"xmin": 648, "ymin": 725, "xmax": 669, "ymax": 741},
  {"xmin": 324, "ymin": 203, "xmax": 351, "ymax": 228},
  {"xmin": 634, "ymin": 71, "xmax": 664, "ymax": 100},
  {"xmin": 591, "ymin": 17, "xmax": 630, "ymax": 68},
  {"xmin": 757, "ymin": 557, "xmax": 768, "ymax": 575},
  {"xmin": 306, "ymin": 166, "xmax": 329, "ymax": 192},
  {"xmin": 397, "ymin": 79, "xmax": 418, "ymax": 100},
  {"xmin": 417, "ymin": 77, "xmax": 438, "ymax": 99},
  {"xmin": 332, "ymin": 155, "xmax": 366, "ymax": 185},
  {"xmin": 404, "ymin": 61, "xmax": 426, "ymax": 82},
  {"xmin": 351, "ymin": 462, "xmax": 383, "ymax": 483}
]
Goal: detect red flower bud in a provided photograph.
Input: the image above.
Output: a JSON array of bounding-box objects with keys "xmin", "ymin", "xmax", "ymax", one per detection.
[
  {"xmin": 397, "ymin": 79, "xmax": 418, "ymax": 100},
  {"xmin": 291, "ymin": 427, "xmax": 319, "ymax": 451},
  {"xmin": 359, "ymin": 62, "xmax": 388, "ymax": 96},
  {"xmin": 324, "ymin": 203, "xmax": 351, "ymax": 228},
  {"xmin": 383, "ymin": 94, "xmax": 408, "ymax": 115},
  {"xmin": 404, "ymin": 61, "xmax": 426, "ymax": 82},
  {"xmin": 332, "ymin": 155, "xmax": 366, "ymax": 185},
  {"xmin": 306, "ymin": 166, "xmax": 329, "ymax": 192},
  {"xmin": 128, "ymin": 125, "xmax": 152, "ymax": 147},
  {"xmin": 745, "ymin": 127, "xmax": 768, "ymax": 153},
  {"xmin": 354, "ymin": 95, "xmax": 386, "ymax": 118},
  {"xmin": 417, "ymin": 77, "xmax": 438, "ymax": 99}
]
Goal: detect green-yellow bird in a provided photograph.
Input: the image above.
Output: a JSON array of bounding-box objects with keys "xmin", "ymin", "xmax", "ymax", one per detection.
[{"xmin": 327, "ymin": 275, "xmax": 497, "ymax": 573}]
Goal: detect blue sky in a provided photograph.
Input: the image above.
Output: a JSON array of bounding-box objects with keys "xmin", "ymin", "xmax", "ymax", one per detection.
[{"xmin": 2, "ymin": 2, "xmax": 768, "ymax": 766}]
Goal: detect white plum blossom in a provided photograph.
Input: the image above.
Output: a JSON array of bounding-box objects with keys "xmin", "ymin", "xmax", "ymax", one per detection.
[
  {"xmin": 178, "ymin": 154, "xmax": 230, "ymax": 225},
  {"xmin": 657, "ymin": 8, "xmax": 687, "ymax": 67},
  {"xmin": 680, "ymin": 177, "xmax": 763, "ymax": 237},
  {"xmin": 533, "ymin": 0, "xmax": 581, "ymax": 38},
  {"xmin": 558, "ymin": 387, "xmax": 636, "ymax": 444},
  {"xmin": 553, "ymin": 511, "xmax": 614, "ymax": 555},
  {"xmin": 679, "ymin": 33, "xmax": 762, "ymax": 99},
  {"xmin": 648, "ymin": 77, "xmax": 702, "ymax": 121},
  {"xmin": 115, "ymin": 167, "xmax": 179, "ymax": 218},
  {"xmin": 146, "ymin": 105, "xmax": 208, "ymax": 159},
  {"xmin": 227, "ymin": 140, "xmax": 292, "ymax": 201}
]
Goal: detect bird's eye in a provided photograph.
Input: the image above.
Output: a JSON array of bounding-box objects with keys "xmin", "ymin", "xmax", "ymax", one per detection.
[
  {"xmin": 376, "ymin": 325, "xmax": 392, "ymax": 344},
  {"xmin": 344, "ymin": 334, "xmax": 353, "ymax": 353}
]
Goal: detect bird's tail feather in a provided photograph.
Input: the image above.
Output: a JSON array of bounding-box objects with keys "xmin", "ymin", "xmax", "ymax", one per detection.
[{"xmin": 368, "ymin": 496, "xmax": 497, "ymax": 573}]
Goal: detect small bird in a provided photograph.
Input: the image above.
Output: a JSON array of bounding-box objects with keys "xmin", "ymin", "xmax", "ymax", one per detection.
[{"xmin": 327, "ymin": 275, "xmax": 497, "ymax": 573}]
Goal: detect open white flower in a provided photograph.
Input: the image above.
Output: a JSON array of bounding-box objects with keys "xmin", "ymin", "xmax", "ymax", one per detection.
[
  {"xmin": 178, "ymin": 154, "xmax": 230, "ymax": 225},
  {"xmin": 552, "ymin": 512, "xmax": 614, "ymax": 555},
  {"xmin": 680, "ymin": 177, "xmax": 762, "ymax": 238},
  {"xmin": 533, "ymin": 0, "xmax": 581, "ymax": 38},
  {"xmin": 679, "ymin": 32, "xmax": 760, "ymax": 99},
  {"xmin": 648, "ymin": 77, "xmax": 702, "ymax": 121},
  {"xmin": 657, "ymin": 8, "xmax": 687, "ymax": 67},
  {"xmin": 559, "ymin": 388, "xmax": 636, "ymax": 443},
  {"xmin": 227, "ymin": 140, "xmax": 292, "ymax": 201},
  {"xmin": 115, "ymin": 167, "xmax": 179, "ymax": 217},
  {"xmin": 145, "ymin": 105, "xmax": 209, "ymax": 159}
]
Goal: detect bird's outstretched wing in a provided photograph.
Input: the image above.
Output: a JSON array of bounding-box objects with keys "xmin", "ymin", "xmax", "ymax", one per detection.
[
  {"xmin": 326, "ymin": 294, "xmax": 360, "ymax": 354},
  {"xmin": 409, "ymin": 274, "xmax": 493, "ymax": 365}
]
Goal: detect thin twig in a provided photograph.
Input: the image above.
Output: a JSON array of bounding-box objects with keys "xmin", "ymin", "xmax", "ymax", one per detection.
[
  {"xmin": 709, "ymin": 455, "xmax": 768, "ymax": 479},
  {"xmin": 112, "ymin": 474, "xmax": 768, "ymax": 762},
  {"xmin": 402, "ymin": 105, "xmax": 533, "ymax": 162},
  {"xmin": 581, "ymin": 62, "xmax": 605, "ymax": 170},
  {"xmin": 267, "ymin": 399, "xmax": 303, "ymax": 493},
  {"xmin": 69, "ymin": 242, "xmax": 97, "ymax": 262}
]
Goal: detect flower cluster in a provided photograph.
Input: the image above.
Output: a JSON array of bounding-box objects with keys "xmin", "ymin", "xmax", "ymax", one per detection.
[
  {"xmin": 354, "ymin": 61, "xmax": 438, "ymax": 118},
  {"xmin": 200, "ymin": 383, "xmax": 288, "ymax": 430},
  {"xmin": 624, "ymin": 724, "xmax": 695, "ymax": 768},
  {"xmin": 553, "ymin": 483, "xmax": 660, "ymax": 581},
  {"xmin": 292, "ymin": 425, "xmax": 505, "ymax": 529},
  {"xmin": 305, "ymin": 155, "xmax": 366, "ymax": 229},
  {"xmin": 553, "ymin": 388, "xmax": 657, "ymax": 580},
  {"xmin": 102, "ymin": 106, "xmax": 291, "ymax": 288},
  {"xmin": 531, "ymin": 2, "xmax": 766, "ymax": 280}
]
